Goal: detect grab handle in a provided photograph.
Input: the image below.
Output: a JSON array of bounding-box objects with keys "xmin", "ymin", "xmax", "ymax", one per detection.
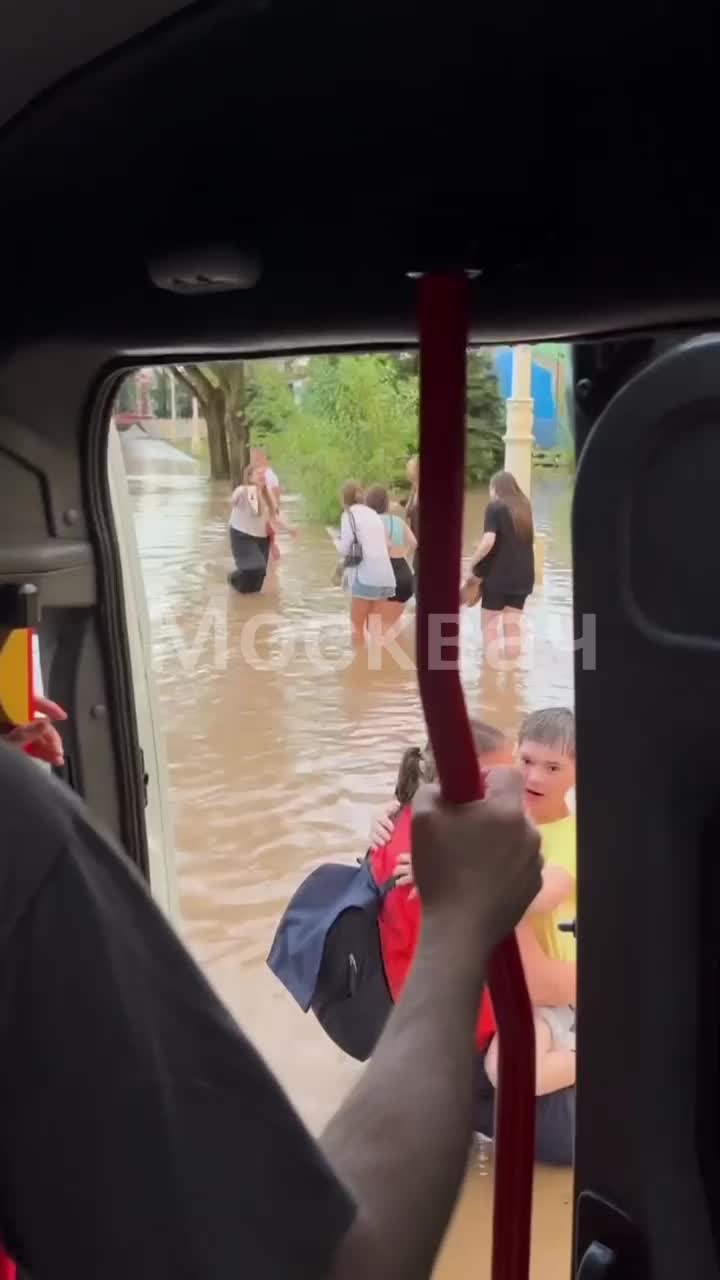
[{"xmin": 416, "ymin": 272, "xmax": 536, "ymax": 1280}]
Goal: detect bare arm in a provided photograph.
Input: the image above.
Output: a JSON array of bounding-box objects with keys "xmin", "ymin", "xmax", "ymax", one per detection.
[
  {"xmin": 273, "ymin": 511, "xmax": 297, "ymax": 535},
  {"xmin": 471, "ymin": 530, "xmax": 496, "ymax": 565},
  {"xmin": 515, "ymin": 919, "xmax": 576, "ymax": 1006},
  {"xmin": 338, "ymin": 511, "xmax": 353, "ymax": 556},
  {"xmin": 525, "ymin": 864, "xmax": 574, "ymax": 915},
  {"xmin": 324, "ymin": 770, "xmax": 542, "ymax": 1280},
  {"xmin": 263, "ymin": 488, "xmax": 296, "ymax": 536},
  {"xmin": 325, "ymin": 934, "xmax": 484, "ymax": 1280},
  {"xmin": 403, "ymin": 520, "xmax": 418, "ymax": 554}
]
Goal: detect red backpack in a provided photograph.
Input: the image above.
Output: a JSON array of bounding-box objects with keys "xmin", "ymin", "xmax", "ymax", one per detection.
[{"xmin": 370, "ymin": 805, "xmax": 496, "ymax": 1049}]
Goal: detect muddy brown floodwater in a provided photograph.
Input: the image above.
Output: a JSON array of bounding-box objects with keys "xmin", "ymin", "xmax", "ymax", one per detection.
[{"xmin": 123, "ymin": 433, "xmax": 574, "ymax": 1279}]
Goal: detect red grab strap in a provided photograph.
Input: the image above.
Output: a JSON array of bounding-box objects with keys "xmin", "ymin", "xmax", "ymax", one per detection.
[
  {"xmin": 0, "ymin": 1251, "xmax": 15, "ymax": 1280},
  {"xmin": 416, "ymin": 273, "xmax": 536, "ymax": 1280}
]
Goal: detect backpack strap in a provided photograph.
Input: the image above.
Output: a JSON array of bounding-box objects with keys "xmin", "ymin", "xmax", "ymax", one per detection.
[{"xmin": 359, "ymin": 852, "xmax": 398, "ymax": 899}]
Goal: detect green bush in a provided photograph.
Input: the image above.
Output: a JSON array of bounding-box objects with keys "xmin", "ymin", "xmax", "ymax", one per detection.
[
  {"xmin": 268, "ymin": 355, "xmax": 419, "ymax": 522},
  {"xmin": 466, "ymin": 351, "xmax": 505, "ymax": 482},
  {"xmin": 247, "ymin": 361, "xmax": 300, "ymax": 443},
  {"xmin": 247, "ymin": 351, "xmax": 506, "ymax": 523}
]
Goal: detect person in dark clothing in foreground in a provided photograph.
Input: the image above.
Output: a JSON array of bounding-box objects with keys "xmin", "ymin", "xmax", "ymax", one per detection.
[{"xmin": 0, "ymin": 739, "xmax": 540, "ymax": 1279}]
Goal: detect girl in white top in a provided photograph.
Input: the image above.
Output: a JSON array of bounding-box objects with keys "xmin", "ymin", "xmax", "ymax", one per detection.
[
  {"xmin": 229, "ymin": 463, "xmax": 294, "ymax": 594},
  {"xmin": 338, "ymin": 480, "xmax": 395, "ymax": 646}
]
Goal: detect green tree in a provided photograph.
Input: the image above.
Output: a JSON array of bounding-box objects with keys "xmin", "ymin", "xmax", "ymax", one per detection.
[
  {"xmin": 465, "ymin": 349, "xmax": 505, "ymax": 482},
  {"xmin": 149, "ymin": 370, "xmax": 170, "ymax": 419},
  {"xmin": 149, "ymin": 369, "xmax": 193, "ymax": 419},
  {"xmin": 115, "ymin": 374, "xmax": 139, "ymax": 416},
  {"xmin": 269, "ymin": 355, "xmax": 419, "ymax": 522},
  {"xmin": 390, "ymin": 348, "xmax": 505, "ymax": 483},
  {"xmin": 386, "ymin": 352, "xmax": 419, "ymax": 382},
  {"xmin": 246, "ymin": 360, "xmax": 300, "ymax": 444},
  {"xmin": 172, "ymin": 363, "xmax": 249, "ymax": 485}
]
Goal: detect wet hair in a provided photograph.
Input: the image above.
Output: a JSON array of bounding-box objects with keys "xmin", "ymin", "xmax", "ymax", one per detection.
[
  {"xmin": 518, "ymin": 707, "xmax": 575, "ymax": 758},
  {"xmin": 341, "ymin": 479, "xmax": 364, "ymax": 507},
  {"xmin": 490, "ymin": 470, "xmax": 534, "ymax": 542},
  {"xmin": 365, "ymin": 484, "xmax": 389, "ymax": 515},
  {"xmin": 394, "ymin": 719, "xmax": 508, "ymax": 806}
]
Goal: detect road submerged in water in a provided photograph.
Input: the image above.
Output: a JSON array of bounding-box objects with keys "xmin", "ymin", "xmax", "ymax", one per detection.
[{"xmin": 124, "ymin": 438, "xmax": 574, "ymax": 1278}]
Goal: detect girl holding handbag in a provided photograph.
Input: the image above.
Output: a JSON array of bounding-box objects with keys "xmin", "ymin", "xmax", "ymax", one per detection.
[{"xmin": 337, "ymin": 481, "xmax": 395, "ymax": 646}]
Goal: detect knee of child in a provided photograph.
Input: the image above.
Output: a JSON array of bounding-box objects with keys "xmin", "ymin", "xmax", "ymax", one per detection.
[{"xmin": 485, "ymin": 1035, "xmax": 499, "ymax": 1087}]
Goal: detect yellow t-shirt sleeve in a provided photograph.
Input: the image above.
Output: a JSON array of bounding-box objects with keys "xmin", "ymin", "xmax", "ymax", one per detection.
[{"xmin": 531, "ymin": 816, "xmax": 577, "ymax": 964}]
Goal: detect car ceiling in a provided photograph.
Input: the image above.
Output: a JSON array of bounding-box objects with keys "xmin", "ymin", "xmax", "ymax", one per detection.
[
  {"xmin": 0, "ymin": 0, "xmax": 196, "ymax": 128},
  {"xmin": 0, "ymin": 0, "xmax": 718, "ymax": 353}
]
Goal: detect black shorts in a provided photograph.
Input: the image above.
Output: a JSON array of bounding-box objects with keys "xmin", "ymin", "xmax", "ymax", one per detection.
[
  {"xmin": 479, "ymin": 587, "xmax": 529, "ymax": 612},
  {"xmin": 390, "ymin": 557, "xmax": 414, "ymax": 604}
]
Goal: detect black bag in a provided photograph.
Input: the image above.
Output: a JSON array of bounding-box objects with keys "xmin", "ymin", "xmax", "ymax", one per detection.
[
  {"xmin": 344, "ymin": 508, "xmax": 363, "ymax": 568},
  {"xmin": 267, "ymin": 857, "xmax": 396, "ymax": 1062}
]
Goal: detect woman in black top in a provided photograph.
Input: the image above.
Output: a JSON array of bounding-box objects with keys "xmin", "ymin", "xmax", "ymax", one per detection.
[{"xmin": 470, "ymin": 470, "xmax": 534, "ymax": 663}]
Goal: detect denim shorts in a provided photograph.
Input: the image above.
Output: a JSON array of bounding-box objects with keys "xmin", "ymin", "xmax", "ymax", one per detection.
[{"xmin": 348, "ymin": 575, "xmax": 394, "ymax": 600}]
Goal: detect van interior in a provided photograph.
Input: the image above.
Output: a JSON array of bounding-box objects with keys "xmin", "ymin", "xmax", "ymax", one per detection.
[{"xmin": 2, "ymin": 2, "xmax": 720, "ymax": 1277}]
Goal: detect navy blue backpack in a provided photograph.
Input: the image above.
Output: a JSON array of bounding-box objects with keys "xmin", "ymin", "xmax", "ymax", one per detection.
[{"xmin": 267, "ymin": 857, "xmax": 396, "ymax": 1062}]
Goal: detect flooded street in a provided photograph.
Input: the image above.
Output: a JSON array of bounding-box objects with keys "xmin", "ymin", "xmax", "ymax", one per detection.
[{"xmin": 123, "ymin": 435, "xmax": 574, "ymax": 1278}]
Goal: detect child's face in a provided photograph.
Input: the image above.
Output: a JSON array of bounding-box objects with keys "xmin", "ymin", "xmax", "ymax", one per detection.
[{"xmin": 517, "ymin": 738, "xmax": 575, "ymax": 824}]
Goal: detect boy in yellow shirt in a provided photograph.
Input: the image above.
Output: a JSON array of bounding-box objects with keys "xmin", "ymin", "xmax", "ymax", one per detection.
[
  {"xmin": 486, "ymin": 707, "xmax": 576, "ymax": 1096},
  {"xmin": 371, "ymin": 706, "xmax": 577, "ymax": 1106}
]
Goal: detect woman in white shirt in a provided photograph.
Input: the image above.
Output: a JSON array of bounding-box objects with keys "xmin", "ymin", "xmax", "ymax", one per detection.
[
  {"xmin": 229, "ymin": 463, "xmax": 293, "ymax": 593},
  {"xmin": 338, "ymin": 480, "xmax": 396, "ymax": 646}
]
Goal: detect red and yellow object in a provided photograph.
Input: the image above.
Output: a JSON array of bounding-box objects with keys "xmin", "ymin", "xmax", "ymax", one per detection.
[
  {"xmin": 0, "ymin": 627, "xmax": 34, "ymax": 728},
  {"xmin": 0, "ymin": 627, "xmax": 31, "ymax": 1276}
]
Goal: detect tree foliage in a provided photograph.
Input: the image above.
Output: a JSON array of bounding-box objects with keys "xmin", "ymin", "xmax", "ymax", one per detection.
[
  {"xmin": 247, "ymin": 350, "xmax": 505, "ymax": 522},
  {"xmin": 171, "ymin": 359, "xmax": 305, "ymax": 486},
  {"xmin": 386, "ymin": 349, "xmax": 504, "ymax": 481},
  {"xmin": 267, "ymin": 355, "xmax": 419, "ymax": 522},
  {"xmin": 118, "ymin": 349, "xmax": 506, "ymax": 513},
  {"xmin": 150, "ymin": 369, "xmax": 193, "ymax": 419},
  {"xmin": 465, "ymin": 350, "xmax": 505, "ymax": 482},
  {"xmin": 246, "ymin": 361, "xmax": 300, "ymax": 443},
  {"xmin": 172, "ymin": 363, "xmax": 250, "ymax": 485}
]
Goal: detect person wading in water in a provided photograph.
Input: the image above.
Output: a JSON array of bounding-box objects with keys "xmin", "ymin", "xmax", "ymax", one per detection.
[
  {"xmin": 364, "ymin": 484, "xmax": 416, "ymax": 630},
  {"xmin": 338, "ymin": 480, "xmax": 396, "ymax": 646},
  {"xmin": 228, "ymin": 462, "xmax": 295, "ymax": 594},
  {"xmin": 466, "ymin": 470, "xmax": 535, "ymax": 664}
]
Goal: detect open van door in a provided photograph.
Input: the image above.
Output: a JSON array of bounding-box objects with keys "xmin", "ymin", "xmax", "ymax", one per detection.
[
  {"xmin": 573, "ymin": 335, "xmax": 720, "ymax": 1279},
  {"xmin": 107, "ymin": 422, "xmax": 178, "ymax": 921},
  {"xmin": 0, "ymin": 351, "xmax": 176, "ymax": 920}
]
